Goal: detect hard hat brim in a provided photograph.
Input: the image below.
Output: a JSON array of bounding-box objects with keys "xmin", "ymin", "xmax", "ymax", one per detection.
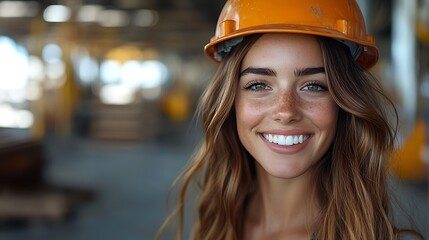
[{"xmin": 204, "ymin": 25, "xmax": 379, "ymax": 69}]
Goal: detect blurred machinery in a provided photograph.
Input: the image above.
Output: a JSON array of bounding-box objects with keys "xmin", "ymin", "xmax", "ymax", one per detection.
[
  {"xmin": 361, "ymin": 0, "xmax": 429, "ymax": 185},
  {"xmin": 0, "ymin": 131, "xmax": 93, "ymax": 223},
  {"xmin": 0, "ymin": 0, "xmax": 219, "ymax": 224}
]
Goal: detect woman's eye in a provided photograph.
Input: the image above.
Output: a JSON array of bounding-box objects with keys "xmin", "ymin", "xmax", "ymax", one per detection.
[
  {"xmin": 302, "ymin": 83, "xmax": 326, "ymax": 92},
  {"xmin": 244, "ymin": 82, "xmax": 270, "ymax": 91}
]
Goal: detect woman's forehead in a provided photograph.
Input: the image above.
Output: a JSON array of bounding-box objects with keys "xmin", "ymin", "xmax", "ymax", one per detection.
[{"xmin": 242, "ymin": 33, "xmax": 324, "ymax": 70}]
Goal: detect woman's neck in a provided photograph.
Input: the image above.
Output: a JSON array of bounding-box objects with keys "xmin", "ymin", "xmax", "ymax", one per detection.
[{"xmin": 244, "ymin": 165, "xmax": 320, "ymax": 239}]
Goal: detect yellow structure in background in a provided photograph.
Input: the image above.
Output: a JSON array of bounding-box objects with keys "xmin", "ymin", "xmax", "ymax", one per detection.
[
  {"xmin": 162, "ymin": 89, "xmax": 191, "ymax": 123},
  {"xmin": 416, "ymin": 1, "xmax": 429, "ymax": 45},
  {"xmin": 391, "ymin": 119, "xmax": 427, "ymax": 181},
  {"xmin": 417, "ymin": 20, "xmax": 429, "ymax": 44}
]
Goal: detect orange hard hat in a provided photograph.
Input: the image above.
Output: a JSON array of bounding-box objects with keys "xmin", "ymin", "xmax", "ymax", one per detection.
[{"xmin": 204, "ymin": 0, "xmax": 379, "ymax": 69}]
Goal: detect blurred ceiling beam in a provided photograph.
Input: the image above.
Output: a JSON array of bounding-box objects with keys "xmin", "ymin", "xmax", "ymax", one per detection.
[{"xmin": 0, "ymin": 0, "xmax": 219, "ymax": 52}]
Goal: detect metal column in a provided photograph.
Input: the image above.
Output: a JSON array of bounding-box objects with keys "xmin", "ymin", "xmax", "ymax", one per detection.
[{"xmin": 392, "ymin": 0, "xmax": 418, "ymax": 127}]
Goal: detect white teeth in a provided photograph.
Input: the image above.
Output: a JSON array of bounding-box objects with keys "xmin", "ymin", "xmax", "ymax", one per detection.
[
  {"xmin": 263, "ymin": 133, "xmax": 309, "ymax": 146},
  {"xmin": 285, "ymin": 136, "xmax": 293, "ymax": 145},
  {"xmin": 293, "ymin": 136, "xmax": 299, "ymax": 144},
  {"xmin": 278, "ymin": 135, "xmax": 286, "ymax": 145}
]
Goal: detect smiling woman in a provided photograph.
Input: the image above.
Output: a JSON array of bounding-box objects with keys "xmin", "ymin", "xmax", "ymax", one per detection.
[{"xmin": 157, "ymin": 0, "xmax": 425, "ymax": 240}]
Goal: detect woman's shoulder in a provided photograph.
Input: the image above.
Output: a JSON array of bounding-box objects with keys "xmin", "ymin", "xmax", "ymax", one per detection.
[
  {"xmin": 398, "ymin": 236, "xmax": 424, "ymax": 240},
  {"xmin": 397, "ymin": 231, "xmax": 426, "ymax": 240}
]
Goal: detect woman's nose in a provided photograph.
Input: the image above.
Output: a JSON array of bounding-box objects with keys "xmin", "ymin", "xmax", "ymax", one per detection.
[{"xmin": 271, "ymin": 91, "xmax": 302, "ymax": 124}]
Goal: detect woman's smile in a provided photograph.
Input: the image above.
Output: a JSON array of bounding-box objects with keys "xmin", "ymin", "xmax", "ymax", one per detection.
[
  {"xmin": 259, "ymin": 132, "xmax": 312, "ymax": 155},
  {"xmin": 261, "ymin": 133, "xmax": 310, "ymax": 146}
]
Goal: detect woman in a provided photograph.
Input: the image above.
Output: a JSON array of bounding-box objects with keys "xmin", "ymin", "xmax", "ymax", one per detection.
[{"xmin": 159, "ymin": 0, "xmax": 424, "ymax": 239}]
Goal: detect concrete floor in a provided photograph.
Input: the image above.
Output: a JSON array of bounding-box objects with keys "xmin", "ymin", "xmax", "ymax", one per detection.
[{"xmin": 0, "ymin": 123, "xmax": 427, "ymax": 240}]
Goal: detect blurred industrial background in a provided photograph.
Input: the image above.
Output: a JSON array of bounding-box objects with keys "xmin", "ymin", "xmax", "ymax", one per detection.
[{"xmin": 0, "ymin": 0, "xmax": 427, "ymax": 239}]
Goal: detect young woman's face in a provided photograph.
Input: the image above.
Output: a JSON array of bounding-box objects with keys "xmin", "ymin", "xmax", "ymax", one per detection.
[{"xmin": 235, "ymin": 33, "xmax": 338, "ymax": 179}]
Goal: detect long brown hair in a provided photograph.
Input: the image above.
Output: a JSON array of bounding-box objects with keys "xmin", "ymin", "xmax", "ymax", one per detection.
[
  {"xmin": 316, "ymin": 37, "xmax": 397, "ymax": 239},
  {"xmin": 158, "ymin": 34, "xmax": 424, "ymax": 240}
]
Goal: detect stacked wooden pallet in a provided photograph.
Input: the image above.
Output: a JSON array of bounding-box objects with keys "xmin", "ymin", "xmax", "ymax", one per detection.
[{"xmin": 90, "ymin": 100, "xmax": 160, "ymax": 141}]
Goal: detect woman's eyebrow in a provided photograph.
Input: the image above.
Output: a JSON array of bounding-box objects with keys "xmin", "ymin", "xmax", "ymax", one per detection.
[
  {"xmin": 239, "ymin": 66, "xmax": 325, "ymax": 77},
  {"xmin": 240, "ymin": 67, "xmax": 276, "ymax": 77},
  {"xmin": 294, "ymin": 67, "xmax": 325, "ymax": 77}
]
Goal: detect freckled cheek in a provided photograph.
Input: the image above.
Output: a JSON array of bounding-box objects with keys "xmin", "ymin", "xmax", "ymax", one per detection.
[
  {"xmin": 235, "ymin": 98, "xmax": 267, "ymax": 130},
  {"xmin": 305, "ymin": 100, "xmax": 338, "ymax": 131}
]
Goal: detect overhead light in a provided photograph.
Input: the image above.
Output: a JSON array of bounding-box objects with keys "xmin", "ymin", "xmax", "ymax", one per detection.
[
  {"xmin": 42, "ymin": 43, "xmax": 63, "ymax": 64},
  {"xmin": 0, "ymin": 103, "xmax": 34, "ymax": 129},
  {"xmin": 76, "ymin": 5, "xmax": 103, "ymax": 23},
  {"xmin": 43, "ymin": 5, "xmax": 71, "ymax": 23},
  {"xmin": 134, "ymin": 9, "xmax": 159, "ymax": 27},
  {"xmin": 0, "ymin": 1, "xmax": 40, "ymax": 18},
  {"xmin": 98, "ymin": 9, "xmax": 130, "ymax": 27},
  {"xmin": 99, "ymin": 85, "xmax": 135, "ymax": 105},
  {"xmin": 140, "ymin": 60, "xmax": 168, "ymax": 89},
  {"xmin": 0, "ymin": 36, "xmax": 29, "ymax": 91},
  {"xmin": 100, "ymin": 60, "xmax": 121, "ymax": 84}
]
